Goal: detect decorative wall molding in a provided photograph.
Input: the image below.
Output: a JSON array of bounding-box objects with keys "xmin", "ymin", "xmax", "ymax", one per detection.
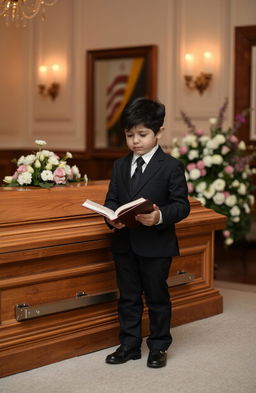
[
  {"xmin": 32, "ymin": 0, "xmax": 73, "ymax": 122},
  {"xmin": 174, "ymin": 0, "xmax": 230, "ymax": 120}
]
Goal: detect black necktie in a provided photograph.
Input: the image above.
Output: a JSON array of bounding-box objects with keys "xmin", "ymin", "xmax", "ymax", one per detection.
[{"xmin": 131, "ymin": 156, "xmax": 144, "ymax": 192}]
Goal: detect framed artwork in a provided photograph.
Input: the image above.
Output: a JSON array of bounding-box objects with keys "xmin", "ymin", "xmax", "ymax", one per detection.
[
  {"xmin": 86, "ymin": 45, "xmax": 157, "ymax": 157},
  {"xmin": 234, "ymin": 26, "xmax": 256, "ymax": 146}
]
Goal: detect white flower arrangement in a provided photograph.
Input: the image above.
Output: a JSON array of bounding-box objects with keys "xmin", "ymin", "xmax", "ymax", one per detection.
[
  {"xmin": 171, "ymin": 99, "xmax": 256, "ymax": 246},
  {"xmin": 3, "ymin": 140, "xmax": 88, "ymax": 189}
]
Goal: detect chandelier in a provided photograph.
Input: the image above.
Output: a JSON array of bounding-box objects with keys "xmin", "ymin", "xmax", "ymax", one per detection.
[{"xmin": 0, "ymin": 0, "xmax": 58, "ymax": 26}]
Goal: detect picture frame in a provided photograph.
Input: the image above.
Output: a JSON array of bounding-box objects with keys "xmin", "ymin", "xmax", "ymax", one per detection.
[
  {"xmin": 234, "ymin": 26, "xmax": 256, "ymax": 146},
  {"xmin": 86, "ymin": 45, "xmax": 157, "ymax": 158}
]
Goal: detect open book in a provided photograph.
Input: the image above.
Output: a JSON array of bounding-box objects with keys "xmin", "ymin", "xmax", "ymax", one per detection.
[{"xmin": 82, "ymin": 197, "xmax": 154, "ymax": 228}]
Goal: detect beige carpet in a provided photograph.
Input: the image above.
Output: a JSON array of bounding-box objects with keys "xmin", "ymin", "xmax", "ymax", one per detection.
[{"xmin": 1, "ymin": 282, "xmax": 256, "ymax": 393}]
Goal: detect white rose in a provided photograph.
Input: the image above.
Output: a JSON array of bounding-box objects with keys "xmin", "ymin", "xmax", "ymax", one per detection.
[
  {"xmin": 35, "ymin": 139, "xmax": 47, "ymax": 146},
  {"xmin": 48, "ymin": 155, "xmax": 59, "ymax": 166},
  {"xmin": 196, "ymin": 182, "xmax": 207, "ymax": 193},
  {"xmin": 188, "ymin": 149, "xmax": 199, "ymax": 160},
  {"xmin": 214, "ymin": 134, "xmax": 226, "ymax": 145},
  {"xmin": 39, "ymin": 152, "xmax": 45, "ymax": 161},
  {"xmin": 212, "ymin": 179, "xmax": 225, "ymax": 191},
  {"xmin": 17, "ymin": 172, "xmax": 32, "ymax": 185},
  {"xmin": 185, "ymin": 171, "xmax": 189, "ymax": 181},
  {"xmin": 238, "ymin": 183, "xmax": 246, "ymax": 195},
  {"xmin": 190, "ymin": 168, "xmax": 201, "ymax": 180},
  {"xmin": 242, "ymin": 172, "xmax": 247, "ymax": 179},
  {"xmin": 84, "ymin": 174, "xmax": 88, "ymax": 185},
  {"xmin": 203, "ymin": 185, "xmax": 215, "ymax": 199},
  {"xmin": 3, "ymin": 176, "xmax": 13, "ymax": 184},
  {"xmin": 212, "ymin": 154, "xmax": 223, "ymax": 165},
  {"xmin": 23, "ymin": 154, "xmax": 36, "ymax": 165},
  {"xmin": 45, "ymin": 163, "xmax": 53, "ymax": 170},
  {"xmin": 64, "ymin": 165, "xmax": 72, "ymax": 176},
  {"xmin": 183, "ymin": 134, "xmax": 197, "ymax": 146},
  {"xmin": 238, "ymin": 140, "xmax": 246, "ymax": 150},
  {"xmin": 66, "ymin": 152, "xmax": 72, "ymax": 158},
  {"xmin": 225, "ymin": 237, "xmax": 234, "ymax": 246},
  {"xmin": 225, "ymin": 195, "xmax": 237, "ymax": 207},
  {"xmin": 199, "ymin": 136, "xmax": 210, "ymax": 145},
  {"xmin": 17, "ymin": 155, "xmax": 25, "ymax": 166},
  {"xmin": 232, "ymin": 216, "xmax": 240, "ymax": 223},
  {"xmin": 172, "ymin": 137, "xmax": 178, "ymax": 146},
  {"xmin": 206, "ymin": 139, "xmax": 218, "ymax": 150},
  {"xmin": 72, "ymin": 165, "xmax": 81, "ymax": 178},
  {"xmin": 203, "ymin": 155, "xmax": 212, "ymax": 167},
  {"xmin": 34, "ymin": 159, "xmax": 41, "ymax": 168},
  {"xmin": 26, "ymin": 165, "xmax": 34, "ymax": 173},
  {"xmin": 209, "ymin": 117, "xmax": 217, "ymax": 125},
  {"xmin": 248, "ymin": 195, "xmax": 255, "ymax": 206},
  {"xmin": 230, "ymin": 206, "xmax": 241, "ymax": 216},
  {"xmin": 203, "ymin": 148, "xmax": 212, "ymax": 156},
  {"xmin": 213, "ymin": 192, "xmax": 225, "ymax": 205},
  {"xmin": 41, "ymin": 170, "xmax": 54, "ymax": 181},
  {"xmin": 243, "ymin": 203, "xmax": 250, "ymax": 214},
  {"xmin": 231, "ymin": 180, "xmax": 240, "ymax": 188},
  {"xmin": 41, "ymin": 150, "xmax": 52, "ymax": 157},
  {"xmin": 171, "ymin": 147, "xmax": 180, "ymax": 158},
  {"xmin": 196, "ymin": 196, "xmax": 206, "ymax": 206}
]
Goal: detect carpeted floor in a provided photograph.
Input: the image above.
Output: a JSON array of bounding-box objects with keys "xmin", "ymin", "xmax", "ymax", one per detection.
[{"xmin": 1, "ymin": 282, "xmax": 256, "ymax": 393}]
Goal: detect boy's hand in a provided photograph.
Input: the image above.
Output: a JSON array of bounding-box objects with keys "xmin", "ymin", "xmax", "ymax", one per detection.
[
  {"xmin": 106, "ymin": 218, "xmax": 126, "ymax": 229},
  {"xmin": 135, "ymin": 204, "xmax": 160, "ymax": 226}
]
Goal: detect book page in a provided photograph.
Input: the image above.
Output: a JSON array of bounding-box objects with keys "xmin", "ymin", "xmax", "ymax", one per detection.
[
  {"xmin": 115, "ymin": 197, "xmax": 146, "ymax": 216},
  {"xmin": 82, "ymin": 200, "xmax": 116, "ymax": 220}
]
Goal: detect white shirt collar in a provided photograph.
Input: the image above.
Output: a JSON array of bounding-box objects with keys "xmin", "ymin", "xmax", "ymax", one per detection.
[{"xmin": 132, "ymin": 144, "xmax": 159, "ymax": 166}]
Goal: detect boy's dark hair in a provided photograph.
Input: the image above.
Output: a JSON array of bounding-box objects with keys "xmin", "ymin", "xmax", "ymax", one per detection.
[{"xmin": 121, "ymin": 97, "xmax": 165, "ymax": 134}]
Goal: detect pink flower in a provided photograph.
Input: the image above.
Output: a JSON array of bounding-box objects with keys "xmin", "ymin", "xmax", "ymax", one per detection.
[
  {"xmin": 196, "ymin": 160, "xmax": 205, "ymax": 169},
  {"xmin": 221, "ymin": 145, "xmax": 230, "ymax": 155},
  {"xmin": 223, "ymin": 230, "xmax": 231, "ymax": 238},
  {"xmin": 235, "ymin": 114, "xmax": 246, "ymax": 124},
  {"xmin": 17, "ymin": 165, "xmax": 28, "ymax": 173},
  {"xmin": 179, "ymin": 145, "xmax": 188, "ymax": 155},
  {"xmin": 224, "ymin": 191, "xmax": 230, "ymax": 198},
  {"xmin": 187, "ymin": 182, "xmax": 194, "ymax": 193},
  {"xmin": 224, "ymin": 165, "xmax": 234, "ymax": 174},
  {"xmin": 229, "ymin": 135, "xmax": 238, "ymax": 144},
  {"xmin": 53, "ymin": 167, "xmax": 66, "ymax": 184},
  {"xmin": 200, "ymin": 169, "xmax": 207, "ymax": 176},
  {"xmin": 13, "ymin": 171, "xmax": 19, "ymax": 180},
  {"xmin": 195, "ymin": 129, "xmax": 204, "ymax": 136},
  {"xmin": 187, "ymin": 163, "xmax": 196, "ymax": 171}
]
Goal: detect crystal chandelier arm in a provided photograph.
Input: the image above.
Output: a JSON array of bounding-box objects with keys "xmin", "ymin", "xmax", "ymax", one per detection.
[
  {"xmin": 0, "ymin": 1, "xmax": 8, "ymax": 17},
  {"xmin": 44, "ymin": 0, "xmax": 58, "ymax": 5},
  {"xmin": 20, "ymin": 0, "xmax": 43, "ymax": 19}
]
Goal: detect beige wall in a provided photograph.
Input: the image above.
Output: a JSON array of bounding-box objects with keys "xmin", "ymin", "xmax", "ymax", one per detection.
[{"xmin": 0, "ymin": 0, "xmax": 256, "ymax": 151}]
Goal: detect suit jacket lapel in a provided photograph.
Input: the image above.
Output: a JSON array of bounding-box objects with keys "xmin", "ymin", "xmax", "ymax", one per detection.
[{"xmin": 130, "ymin": 146, "xmax": 165, "ymax": 198}]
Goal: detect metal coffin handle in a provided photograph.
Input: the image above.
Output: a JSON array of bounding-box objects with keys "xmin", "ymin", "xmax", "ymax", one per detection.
[{"xmin": 15, "ymin": 272, "xmax": 194, "ymax": 322}]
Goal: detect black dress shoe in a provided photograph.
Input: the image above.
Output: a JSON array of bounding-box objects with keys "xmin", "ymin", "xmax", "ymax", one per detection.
[
  {"xmin": 147, "ymin": 350, "xmax": 167, "ymax": 368},
  {"xmin": 105, "ymin": 345, "xmax": 141, "ymax": 364}
]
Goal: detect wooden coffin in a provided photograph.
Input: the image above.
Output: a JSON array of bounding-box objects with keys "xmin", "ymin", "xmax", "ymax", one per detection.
[{"xmin": 0, "ymin": 182, "xmax": 226, "ymax": 376}]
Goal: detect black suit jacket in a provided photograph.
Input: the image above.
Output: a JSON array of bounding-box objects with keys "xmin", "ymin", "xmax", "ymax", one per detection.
[{"xmin": 104, "ymin": 146, "xmax": 190, "ymax": 257}]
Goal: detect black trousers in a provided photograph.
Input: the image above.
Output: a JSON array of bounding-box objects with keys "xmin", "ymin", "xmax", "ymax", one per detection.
[{"xmin": 113, "ymin": 250, "xmax": 172, "ymax": 351}]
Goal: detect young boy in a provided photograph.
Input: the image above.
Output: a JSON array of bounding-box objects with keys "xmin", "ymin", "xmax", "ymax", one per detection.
[{"xmin": 104, "ymin": 97, "xmax": 190, "ymax": 368}]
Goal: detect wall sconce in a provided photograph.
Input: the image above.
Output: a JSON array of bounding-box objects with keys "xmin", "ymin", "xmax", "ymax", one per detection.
[
  {"xmin": 38, "ymin": 64, "xmax": 60, "ymax": 100},
  {"xmin": 184, "ymin": 52, "xmax": 213, "ymax": 95}
]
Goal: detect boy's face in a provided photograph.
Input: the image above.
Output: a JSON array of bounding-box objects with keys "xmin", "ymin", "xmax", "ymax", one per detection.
[{"xmin": 125, "ymin": 124, "xmax": 163, "ymax": 156}]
